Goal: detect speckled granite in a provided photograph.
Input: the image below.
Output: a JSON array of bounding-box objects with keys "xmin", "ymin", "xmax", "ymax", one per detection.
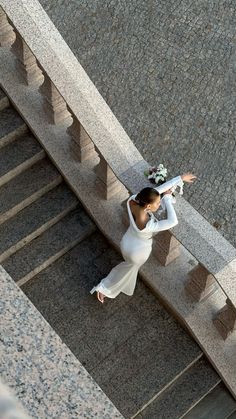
[
  {"xmin": 0, "ymin": 183, "xmax": 77, "ymax": 261},
  {"xmin": 0, "ymin": 265, "xmax": 123, "ymax": 418},
  {"xmin": 2, "ymin": 208, "xmax": 96, "ymax": 283},
  {"xmin": 0, "ymin": 158, "xmax": 61, "ymax": 222},
  {"xmin": 139, "ymin": 357, "xmax": 220, "ymax": 419},
  {"xmin": 0, "ymin": 379, "xmax": 31, "ymax": 419},
  {"xmin": 0, "ymin": 106, "xmax": 26, "ymax": 145},
  {"xmin": 0, "ymin": 134, "xmax": 43, "ymax": 178}
]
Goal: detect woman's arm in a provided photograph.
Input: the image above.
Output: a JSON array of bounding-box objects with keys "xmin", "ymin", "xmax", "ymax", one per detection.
[
  {"xmin": 154, "ymin": 175, "xmax": 183, "ymax": 194},
  {"xmin": 151, "ymin": 195, "xmax": 178, "ymax": 232},
  {"xmin": 154, "ymin": 173, "xmax": 197, "ymax": 194}
]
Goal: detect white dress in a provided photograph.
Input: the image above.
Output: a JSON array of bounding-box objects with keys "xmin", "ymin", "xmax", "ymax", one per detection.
[{"xmin": 90, "ymin": 176, "xmax": 183, "ymax": 298}]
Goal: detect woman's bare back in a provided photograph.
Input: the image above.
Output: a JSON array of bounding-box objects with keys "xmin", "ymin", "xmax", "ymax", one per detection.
[{"xmin": 129, "ymin": 200, "xmax": 149, "ymax": 230}]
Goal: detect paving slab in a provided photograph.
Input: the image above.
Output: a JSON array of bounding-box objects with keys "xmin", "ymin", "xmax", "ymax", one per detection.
[
  {"xmin": 138, "ymin": 357, "xmax": 220, "ymax": 419},
  {"xmin": 92, "ymin": 318, "xmax": 202, "ymax": 417},
  {"xmin": 0, "ymin": 134, "xmax": 45, "ymax": 186},
  {"xmin": 0, "ymin": 266, "xmax": 123, "ymax": 419},
  {"xmin": 182, "ymin": 382, "xmax": 236, "ymax": 419},
  {"xmin": 21, "ymin": 235, "xmax": 208, "ymax": 418},
  {"xmin": 0, "ymin": 158, "xmax": 61, "ymax": 224},
  {"xmin": 3, "ymin": 207, "xmax": 96, "ymax": 284},
  {"xmin": 0, "ymin": 183, "xmax": 78, "ymax": 262},
  {"xmin": 0, "ymin": 106, "xmax": 27, "ymax": 147}
]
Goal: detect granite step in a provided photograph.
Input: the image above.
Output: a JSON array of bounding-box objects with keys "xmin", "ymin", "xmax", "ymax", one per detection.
[
  {"xmin": 135, "ymin": 357, "xmax": 220, "ymax": 419},
  {"xmin": 181, "ymin": 382, "xmax": 236, "ymax": 419},
  {"xmin": 3, "ymin": 208, "xmax": 96, "ymax": 286},
  {"xmin": 0, "ymin": 158, "xmax": 62, "ymax": 225},
  {"xmin": 0, "ymin": 183, "xmax": 78, "ymax": 263},
  {"xmin": 21, "ymin": 234, "xmax": 206, "ymax": 418},
  {"xmin": 0, "ymin": 87, "xmax": 9, "ymax": 111},
  {"xmin": 0, "ymin": 134, "xmax": 45, "ymax": 187},
  {"xmin": 0, "ymin": 106, "xmax": 28, "ymax": 148}
]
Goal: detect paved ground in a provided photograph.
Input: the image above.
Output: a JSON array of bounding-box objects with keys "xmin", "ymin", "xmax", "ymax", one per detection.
[
  {"xmin": 22, "ymin": 231, "xmax": 215, "ymax": 418},
  {"xmin": 39, "ymin": 0, "xmax": 236, "ymax": 247}
]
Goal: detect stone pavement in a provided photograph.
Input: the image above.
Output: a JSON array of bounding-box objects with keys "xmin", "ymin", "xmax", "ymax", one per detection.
[
  {"xmin": 39, "ymin": 0, "xmax": 236, "ymax": 247},
  {"xmin": 21, "ymin": 231, "xmax": 218, "ymax": 418}
]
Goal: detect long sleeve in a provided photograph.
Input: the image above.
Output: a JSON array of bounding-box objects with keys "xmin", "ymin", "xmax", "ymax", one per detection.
[
  {"xmin": 154, "ymin": 175, "xmax": 183, "ymax": 194},
  {"xmin": 150, "ymin": 195, "xmax": 178, "ymax": 233}
]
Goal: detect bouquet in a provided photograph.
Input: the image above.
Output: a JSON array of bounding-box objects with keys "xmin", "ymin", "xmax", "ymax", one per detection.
[
  {"xmin": 144, "ymin": 164, "xmax": 167, "ymax": 185},
  {"xmin": 144, "ymin": 163, "xmax": 184, "ymax": 204}
]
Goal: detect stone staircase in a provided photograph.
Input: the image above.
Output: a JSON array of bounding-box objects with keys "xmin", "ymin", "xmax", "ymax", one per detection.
[{"xmin": 0, "ymin": 89, "xmax": 235, "ymax": 418}]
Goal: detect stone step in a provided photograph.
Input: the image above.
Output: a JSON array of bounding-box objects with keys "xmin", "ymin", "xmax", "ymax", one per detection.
[
  {"xmin": 0, "ymin": 87, "xmax": 9, "ymax": 111},
  {"xmin": 181, "ymin": 382, "xmax": 236, "ymax": 419},
  {"xmin": 0, "ymin": 183, "xmax": 78, "ymax": 263},
  {"xmin": 135, "ymin": 357, "xmax": 220, "ymax": 419},
  {"xmin": 0, "ymin": 134, "xmax": 45, "ymax": 187},
  {"xmin": 21, "ymin": 234, "xmax": 206, "ymax": 418},
  {"xmin": 3, "ymin": 208, "xmax": 96, "ymax": 286},
  {"xmin": 0, "ymin": 158, "xmax": 62, "ymax": 225},
  {"xmin": 0, "ymin": 106, "xmax": 28, "ymax": 148}
]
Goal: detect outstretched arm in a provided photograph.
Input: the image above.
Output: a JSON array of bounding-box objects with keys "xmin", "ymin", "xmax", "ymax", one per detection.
[{"xmin": 155, "ymin": 173, "xmax": 197, "ymax": 194}]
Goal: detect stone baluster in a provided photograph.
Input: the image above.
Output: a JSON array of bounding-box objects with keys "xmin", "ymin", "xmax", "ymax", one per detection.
[
  {"xmin": 67, "ymin": 115, "xmax": 96, "ymax": 162},
  {"xmin": 94, "ymin": 152, "xmax": 122, "ymax": 200},
  {"xmin": 213, "ymin": 298, "xmax": 236, "ymax": 340},
  {"xmin": 11, "ymin": 30, "xmax": 43, "ymax": 86},
  {"xmin": 39, "ymin": 73, "xmax": 70, "ymax": 124},
  {"xmin": 0, "ymin": 7, "xmax": 15, "ymax": 46},
  {"xmin": 185, "ymin": 263, "xmax": 216, "ymax": 301},
  {"xmin": 152, "ymin": 230, "xmax": 180, "ymax": 266}
]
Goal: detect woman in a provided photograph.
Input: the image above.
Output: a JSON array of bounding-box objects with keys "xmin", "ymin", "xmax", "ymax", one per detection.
[{"xmin": 91, "ymin": 173, "xmax": 196, "ymax": 303}]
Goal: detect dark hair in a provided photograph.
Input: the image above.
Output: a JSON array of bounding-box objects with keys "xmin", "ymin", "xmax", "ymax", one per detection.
[{"xmin": 135, "ymin": 187, "xmax": 160, "ymax": 207}]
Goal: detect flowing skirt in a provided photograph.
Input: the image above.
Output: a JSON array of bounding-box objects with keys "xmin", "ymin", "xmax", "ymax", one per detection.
[{"xmin": 90, "ymin": 229, "xmax": 152, "ymax": 298}]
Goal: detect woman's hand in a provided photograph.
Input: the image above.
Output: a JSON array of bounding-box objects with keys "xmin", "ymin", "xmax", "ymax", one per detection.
[{"xmin": 181, "ymin": 173, "xmax": 197, "ymax": 183}]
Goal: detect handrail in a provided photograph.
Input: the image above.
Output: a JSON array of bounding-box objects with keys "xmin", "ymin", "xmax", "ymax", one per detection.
[{"xmin": 0, "ymin": 0, "xmax": 235, "ymax": 339}]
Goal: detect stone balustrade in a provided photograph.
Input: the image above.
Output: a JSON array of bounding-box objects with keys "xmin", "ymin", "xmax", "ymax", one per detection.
[{"xmin": 0, "ymin": 0, "xmax": 235, "ymax": 346}]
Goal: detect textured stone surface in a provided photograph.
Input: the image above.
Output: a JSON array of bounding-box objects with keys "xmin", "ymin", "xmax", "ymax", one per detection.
[
  {"xmin": 0, "ymin": 133, "xmax": 43, "ymax": 179},
  {"xmin": 39, "ymin": 0, "xmax": 236, "ymax": 248},
  {"xmin": 215, "ymin": 258, "xmax": 236, "ymax": 307},
  {"xmin": 0, "ymin": 105, "xmax": 26, "ymax": 145},
  {"xmin": 0, "ymin": 3, "xmax": 234, "ymax": 408},
  {"xmin": 0, "ymin": 183, "xmax": 77, "ymax": 261},
  {"xmin": 183, "ymin": 382, "xmax": 236, "ymax": 419},
  {"xmin": 0, "ymin": 267, "xmax": 123, "ymax": 419},
  {"xmin": 1, "ymin": 52, "xmax": 235, "ymax": 397},
  {"xmin": 0, "ymin": 158, "xmax": 61, "ymax": 223},
  {"xmin": 0, "ymin": 59, "xmax": 234, "ymax": 397},
  {"xmin": 138, "ymin": 357, "xmax": 220, "ymax": 419},
  {"xmin": 0, "ymin": 86, "xmax": 9, "ymax": 110},
  {"xmin": 3, "ymin": 207, "xmax": 96, "ymax": 283},
  {"xmin": 0, "ymin": 87, "xmax": 5, "ymax": 100},
  {"xmin": 22, "ymin": 233, "xmax": 206, "ymax": 417},
  {"xmin": 0, "ymin": 379, "xmax": 31, "ymax": 419},
  {"xmin": 1, "ymin": 6, "xmax": 235, "ymax": 277}
]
